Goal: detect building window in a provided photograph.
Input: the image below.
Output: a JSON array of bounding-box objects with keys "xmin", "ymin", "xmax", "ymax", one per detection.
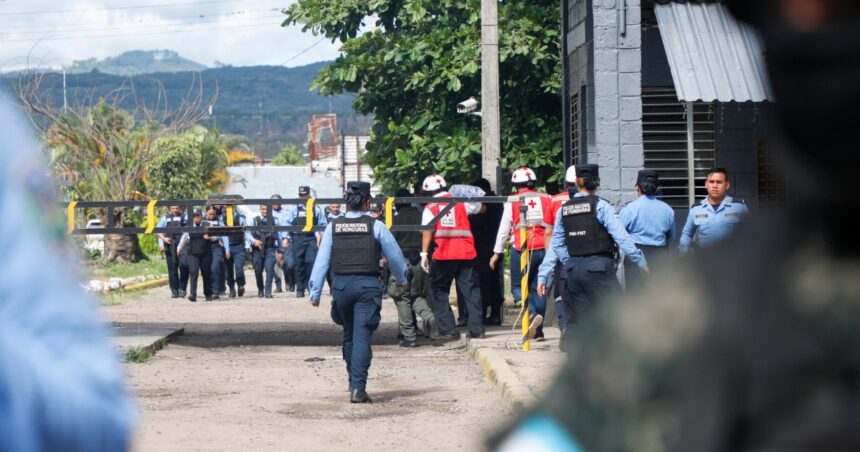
[
  {"xmin": 642, "ymin": 86, "xmax": 715, "ymax": 208},
  {"xmin": 569, "ymin": 90, "xmax": 582, "ymax": 166},
  {"xmin": 756, "ymin": 141, "xmax": 790, "ymax": 208}
]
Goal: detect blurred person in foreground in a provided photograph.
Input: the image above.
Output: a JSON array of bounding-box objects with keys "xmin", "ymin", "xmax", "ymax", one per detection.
[
  {"xmin": 495, "ymin": 0, "xmax": 860, "ymax": 450},
  {"xmin": 0, "ymin": 104, "xmax": 134, "ymax": 450}
]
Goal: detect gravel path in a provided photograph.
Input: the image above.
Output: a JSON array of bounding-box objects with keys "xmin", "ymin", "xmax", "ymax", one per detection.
[{"xmin": 104, "ymin": 270, "xmax": 511, "ymax": 452}]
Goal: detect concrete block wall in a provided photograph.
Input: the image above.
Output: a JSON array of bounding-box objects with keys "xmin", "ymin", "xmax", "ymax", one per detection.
[{"xmin": 590, "ymin": 0, "xmax": 643, "ymax": 205}]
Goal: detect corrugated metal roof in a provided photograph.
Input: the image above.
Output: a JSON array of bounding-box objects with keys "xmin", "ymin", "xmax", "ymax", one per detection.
[{"xmin": 655, "ymin": 2, "xmax": 773, "ymax": 102}]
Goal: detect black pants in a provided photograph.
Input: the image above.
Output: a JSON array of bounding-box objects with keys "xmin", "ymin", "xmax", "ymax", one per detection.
[
  {"xmin": 165, "ymin": 247, "xmax": 189, "ymax": 295},
  {"xmin": 564, "ymin": 256, "xmax": 620, "ymax": 332},
  {"xmin": 429, "ymin": 259, "xmax": 483, "ymax": 336},
  {"xmin": 292, "ymin": 235, "xmax": 318, "ymax": 292},
  {"xmin": 187, "ymin": 251, "xmax": 213, "ymax": 298},
  {"xmin": 476, "ymin": 254, "xmax": 504, "ymax": 322},
  {"xmin": 252, "ymin": 247, "xmax": 278, "ymax": 294},
  {"xmin": 226, "ymin": 243, "xmax": 246, "ymax": 290}
]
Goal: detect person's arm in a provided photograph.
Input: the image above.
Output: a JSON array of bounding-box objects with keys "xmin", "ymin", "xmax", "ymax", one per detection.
[
  {"xmin": 537, "ymin": 245, "xmax": 558, "ymax": 286},
  {"xmin": 618, "ymin": 204, "xmax": 633, "ymax": 232},
  {"xmin": 598, "ymin": 201, "xmax": 647, "ymax": 269},
  {"xmin": 492, "ymin": 203, "xmax": 514, "ymax": 254},
  {"xmin": 156, "ymin": 216, "xmax": 168, "ymax": 250},
  {"xmin": 308, "ymin": 224, "xmax": 333, "ymax": 304},
  {"xmin": 666, "ymin": 206, "xmax": 677, "ymax": 245},
  {"xmin": 679, "ymin": 209, "xmax": 697, "ymax": 254},
  {"xmin": 376, "ymin": 222, "xmax": 408, "ymax": 285},
  {"xmin": 244, "ymin": 217, "xmax": 256, "ymax": 250},
  {"xmin": 550, "ymin": 209, "xmax": 570, "ymax": 265},
  {"xmin": 177, "ymin": 233, "xmax": 189, "ymax": 253}
]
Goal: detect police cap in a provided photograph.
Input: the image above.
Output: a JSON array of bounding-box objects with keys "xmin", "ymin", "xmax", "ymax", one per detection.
[
  {"xmin": 574, "ymin": 164, "xmax": 599, "ymax": 180},
  {"xmin": 298, "ymin": 186, "xmax": 311, "ymax": 196},
  {"xmin": 192, "ymin": 209, "xmax": 203, "ymax": 217},
  {"xmin": 346, "ymin": 181, "xmax": 372, "ymax": 197},
  {"xmin": 637, "ymin": 170, "xmax": 660, "ymax": 184}
]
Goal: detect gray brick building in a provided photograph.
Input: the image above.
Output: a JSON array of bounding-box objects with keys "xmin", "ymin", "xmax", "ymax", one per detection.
[{"xmin": 561, "ymin": 0, "xmax": 782, "ymax": 217}]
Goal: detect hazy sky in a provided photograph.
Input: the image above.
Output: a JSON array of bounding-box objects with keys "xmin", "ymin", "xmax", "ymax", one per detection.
[{"xmin": 0, "ymin": 0, "xmax": 342, "ymax": 71}]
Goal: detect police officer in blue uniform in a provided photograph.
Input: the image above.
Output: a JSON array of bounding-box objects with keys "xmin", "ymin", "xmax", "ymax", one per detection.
[
  {"xmin": 157, "ymin": 205, "xmax": 189, "ymax": 298},
  {"xmin": 550, "ymin": 164, "xmax": 648, "ymax": 333},
  {"xmin": 270, "ymin": 194, "xmax": 291, "ymax": 293},
  {"xmin": 205, "ymin": 208, "xmax": 230, "ymax": 300},
  {"xmin": 308, "ymin": 181, "xmax": 408, "ymax": 403},
  {"xmin": 181, "ymin": 209, "xmax": 214, "ymax": 302},
  {"xmin": 619, "ymin": 170, "xmax": 676, "ymax": 290},
  {"xmin": 246, "ymin": 204, "xmax": 283, "ymax": 298},
  {"xmin": 679, "ymin": 167, "xmax": 749, "ymax": 254},
  {"xmin": 221, "ymin": 205, "xmax": 248, "ymax": 298},
  {"xmin": 286, "ymin": 186, "xmax": 327, "ymax": 298}
]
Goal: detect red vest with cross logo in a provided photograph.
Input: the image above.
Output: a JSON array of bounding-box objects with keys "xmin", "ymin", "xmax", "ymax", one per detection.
[
  {"xmin": 509, "ymin": 189, "xmax": 551, "ymax": 251},
  {"xmin": 427, "ymin": 192, "xmax": 476, "ymax": 260}
]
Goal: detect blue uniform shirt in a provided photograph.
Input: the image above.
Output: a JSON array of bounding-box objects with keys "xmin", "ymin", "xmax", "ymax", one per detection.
[
  {"xmin": 308, "ymin": 211, "xmax": 408, "ymax": 302},
  {"xmin": 550, "ymin": 193, "xmax": 648, "ymax": 269},
  {"xmin": 679, "ymin": 196, "xmax": 749, "ymax": 253},
  {"xmin": 285, "ymin": 204, "xmax": 327, "ymax": 240},
  {"xmin": 271, "ymin": 206, "xmax": 291, "ymax": 241},
  {"xmin": 0, "ymin": 105, "xmax": 134, "ymax": 451},
  {"xmin": 156, "ymin": 213, "xmax": 186, "ymax": 249},
  {"xmin": 619, "ymin": 195, "xmax": 676, "ymax": 246},
  {"xmin": 537, "ymin": 245, "xmax": 559, "ymax": 285}
]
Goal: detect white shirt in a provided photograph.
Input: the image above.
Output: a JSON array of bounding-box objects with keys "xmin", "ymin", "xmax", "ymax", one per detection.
[{"xmin": 421, "ymin": 191, "xmax": 481, "ymax": 225}]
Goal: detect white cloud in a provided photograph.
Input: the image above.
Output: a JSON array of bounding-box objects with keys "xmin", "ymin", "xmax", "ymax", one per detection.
[{"xmin": 0, "ymin": 0, "xmax": 341, "ymax": 71}]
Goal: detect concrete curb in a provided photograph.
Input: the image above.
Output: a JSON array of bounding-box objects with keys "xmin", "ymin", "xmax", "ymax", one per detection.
[
  {"xmin": 122, "ymin": 277, "xmax": 169, "ymax": 292},
  {"xmin": 466, "ymin": 338, "xmax": 535, "ymax": 412}
]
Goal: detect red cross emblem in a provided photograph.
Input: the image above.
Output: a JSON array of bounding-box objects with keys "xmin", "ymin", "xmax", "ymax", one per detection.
[
  {"xmin": 527, "ymin": 199, "xmax": 538, "ymax": 209},
  {"xmin": 435, "ymin": 178, "xmax": 442, "ymax": 185}
]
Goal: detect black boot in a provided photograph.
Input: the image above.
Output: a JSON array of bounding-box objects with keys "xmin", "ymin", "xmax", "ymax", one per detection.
[
  {"xmin": 237, "ymin": 286, "xmax": 245, "ymax": 297},
  {"xmin": 350, "ymin": 389, "xmax": 372, "ymax": 403}
]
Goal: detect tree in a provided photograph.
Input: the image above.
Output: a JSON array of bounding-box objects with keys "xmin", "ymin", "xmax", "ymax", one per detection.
[
  {"xmin": 283, "ymin": 0, "xmax": 562, "ymax": 193},
  {"xmin": 20, "ymin": 71, "xmax": 212, "ymax": 262},
  {"xmin": 270, "ymin": 143, "xmax": 307, "ymax": 166},
  {"xmin": 146, "ymin": 133, "xmax": 207, "ymax": 200}
]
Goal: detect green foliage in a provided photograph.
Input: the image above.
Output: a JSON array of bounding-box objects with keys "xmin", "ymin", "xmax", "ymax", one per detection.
[
  {"xmin": 138, "ymin": 234, "xmax": 161, "ymax": 256},
  {"xmin": 124, "ymin": 346, "xmax": 153, "ymax": 363},
  {"xmin": 271, "ymin": 144, "xmax": 307, "ymax": 165},
  {"xmin": 284, "ymin": 0, "xmax": 563, "ymax": 192},
  {"xmin": 147, "ymin": 132, "xmax": 206, "ymax": 199}
]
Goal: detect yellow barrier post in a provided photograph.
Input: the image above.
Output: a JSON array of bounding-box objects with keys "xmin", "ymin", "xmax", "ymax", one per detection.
[
  {"xmin": 519, "ymin": 206, "xmax": 530, "ymax": 351},
  {"xmin": 384, "ymin": 197, "xmax": 396, "ymax": 229},
  {"xmin": 226, "ymin": 205, "xmax": 235, "ymax": 226},
  {"xmin": 302, "ymin": 199, "xmax": 316, "ymax": 233},
  {"xmin": 66, "ymin": 201, "xmax": 78, "ymax": 235},
  {"xmin": 144, "ymin": 200, "xmax": 158, "ymax": 234}
]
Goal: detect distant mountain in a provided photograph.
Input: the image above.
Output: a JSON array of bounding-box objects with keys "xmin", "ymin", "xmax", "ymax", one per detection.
[
  {"xmin": 0, "ymin": 60, "xmax": 370, "ymax": 158},
  {"xmin": 67, "ymin": 50, "xmax": 208, "ymax": 76}
]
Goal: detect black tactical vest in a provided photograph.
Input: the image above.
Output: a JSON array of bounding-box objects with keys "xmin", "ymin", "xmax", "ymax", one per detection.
[
  {"xmin": 166, "ymin": 214, "xmax": 186, "ymax": 243},
  {"xmin": 330, "ymin": 216, "xmax": 382, "ymax": 275},
  {"xmin": 189, "ymin": 223, "xmax": 210, "ymax": 255},
  {"xmin": 227, "ymin": 213, "xmax": 244, "ymax": 246},
  {"xmin": 252, "ymin": 217, "xmax": 278, "ymax": 249},
  {"xmin": 561, "ymin": 195, "xmax": 614, "ymax": 257},
  {"xmin": 294, "ymin": 205, "xmax": 315, "ymax": 236}
]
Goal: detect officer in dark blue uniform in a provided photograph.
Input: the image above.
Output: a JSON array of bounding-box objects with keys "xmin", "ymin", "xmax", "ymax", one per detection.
[
  {"xmin": 221, "ymin": 205, "xmax": 248, "ymax": 298},
  {"xmin": 286, "ymin": 186, "xmax": 327, "ymax": 298},
  {"xmin": 308, "ymin": 181, "xmax": 407, "ymax": 403},
  {"xmin": 157, "ymin": 205, "xmax": 189, "ymax": 298},
  {"xmin": 619, "ymin": 170, "xmax": 676, "ymax": 290},
  {"xmin": 246, "ymin": 204, "xmax": 283, "ymax": 298},
  {"xmin": 550, "ymin": 164, "xmax": 648, "ymax": 332},
  {"xmin": 182, "ymin": 210, "xmax": 213, "ymax": 302}
]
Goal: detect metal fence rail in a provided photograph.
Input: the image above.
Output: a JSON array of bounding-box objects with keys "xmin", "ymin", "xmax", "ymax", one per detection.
[{"xmin": 63, "ymin": 196, "xmax": 517, "ymax": 235}]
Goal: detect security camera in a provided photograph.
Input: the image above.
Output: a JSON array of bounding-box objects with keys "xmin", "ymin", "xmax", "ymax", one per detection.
[{"xmin": 457, "ymin": 97, "xmax": 479, "ymax": 114}]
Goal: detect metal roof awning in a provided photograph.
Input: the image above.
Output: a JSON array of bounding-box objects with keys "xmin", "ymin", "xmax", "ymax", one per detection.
[{"xmin": 655, "ymin": 2, "xmax": 773, "ymax": 102}]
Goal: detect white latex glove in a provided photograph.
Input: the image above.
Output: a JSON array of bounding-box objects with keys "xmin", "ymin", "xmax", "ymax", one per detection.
[{"xmin": 420, "ymin": 252, "xmax": 430, "ymax": 273}]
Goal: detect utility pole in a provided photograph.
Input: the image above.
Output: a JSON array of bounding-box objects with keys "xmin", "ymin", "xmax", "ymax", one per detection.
[{"xmin": 481, "ymin": 0, "xmax": 501, "ymax": 192}]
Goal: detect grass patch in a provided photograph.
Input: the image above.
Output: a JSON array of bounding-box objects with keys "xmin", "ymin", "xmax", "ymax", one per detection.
[
  {"xmin": 124, "ymin": 346, "xmax": 152, "ymax": 363},
  {"xmin": 101, "ymin": 289, "xmax": 146, "ymax": 307},
  {"xmin": 90, "ymin": 254, "xmax": 166, "ymax": 279}
]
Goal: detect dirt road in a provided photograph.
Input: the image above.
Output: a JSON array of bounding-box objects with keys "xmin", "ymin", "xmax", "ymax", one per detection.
[{"xmin": 105, "ymin": 271, "xmax": 511, "ymax": 452}]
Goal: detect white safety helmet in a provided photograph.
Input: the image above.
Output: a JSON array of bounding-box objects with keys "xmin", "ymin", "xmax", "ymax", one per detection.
[
  {"xmin": 565, "ymin": 165, "xmax": 578, "ymax": 184},
  {"xmin": 511, "ymin": 166, "xmax": 537, "ymax": 184},
  {"xmin": 422, "ymin": 174, "xmax": 447, "ymax": 192}
]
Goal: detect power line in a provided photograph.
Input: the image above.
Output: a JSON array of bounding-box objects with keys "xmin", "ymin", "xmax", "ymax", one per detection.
[
  {"xmin": 4, "ymin": 11, "xmax": 281, "ymax": 35},
  {"xmin": 247, "ymin": 37, "xmax": 328, "ymax": 82},
  {"xmin": 0, "ymin": 0, "xmax": 243, "ymax": 16},
  {"xmin": 2, "ymin": 7, "xmax": 283, "ymax": 31},
  {"xmin": 0, "ymin": 20, "xmax": 283, "ymax": 43}
]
